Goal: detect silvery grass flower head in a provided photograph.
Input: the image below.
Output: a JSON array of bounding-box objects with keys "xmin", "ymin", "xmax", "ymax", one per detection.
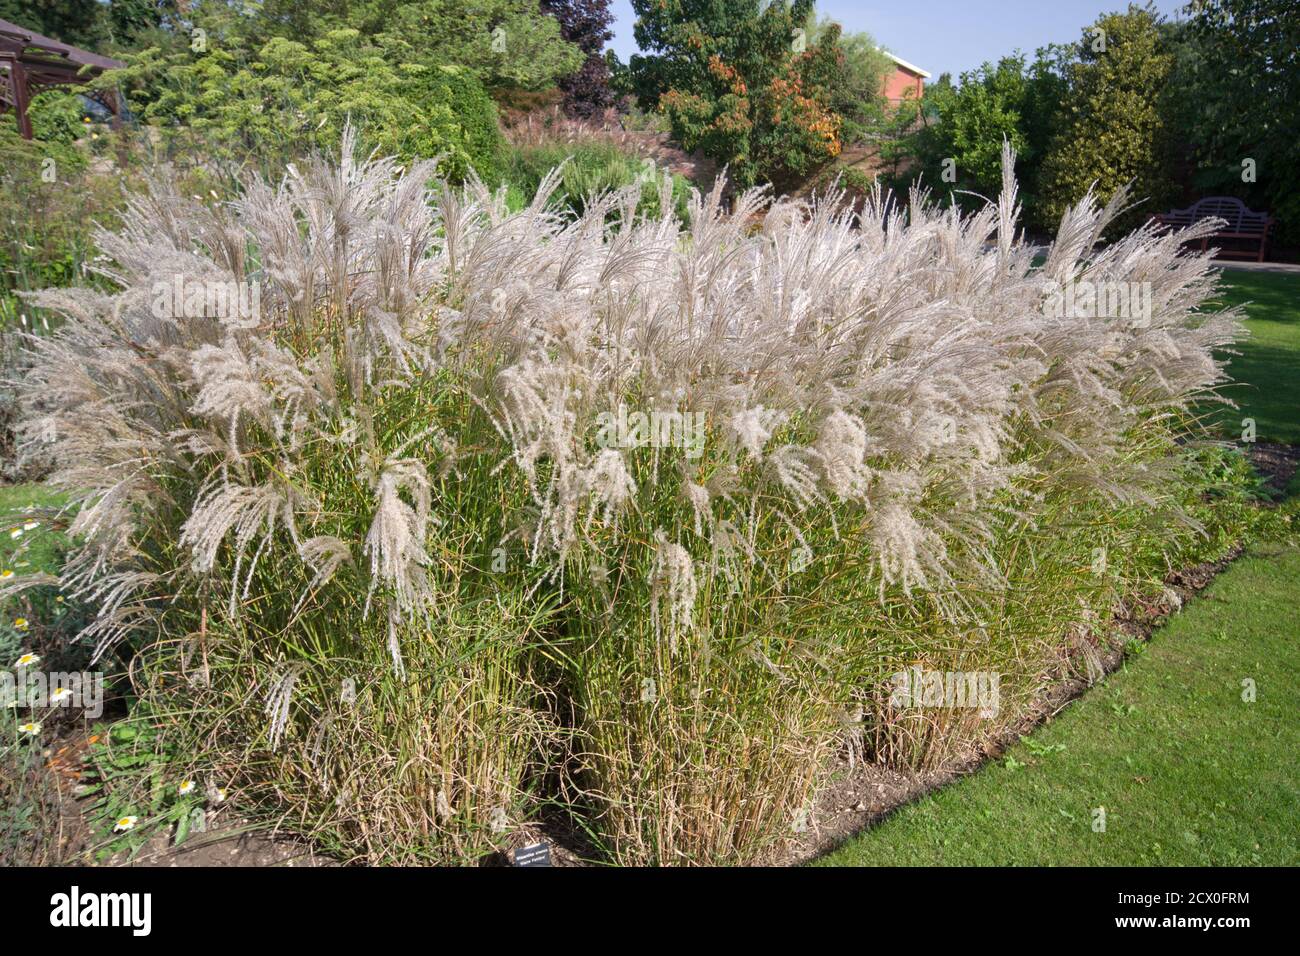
[{"xmin": 650, "ymin": 530, "xmax": 698, "ymax": 656}]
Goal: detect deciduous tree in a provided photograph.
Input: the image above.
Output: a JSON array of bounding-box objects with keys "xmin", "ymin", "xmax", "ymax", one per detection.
[{"xmin": 632, "ymin": 0, "xmax": 840, "ymax": 188}]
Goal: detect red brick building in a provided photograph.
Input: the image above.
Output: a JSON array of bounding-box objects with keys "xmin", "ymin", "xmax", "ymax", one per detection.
[{"xmin": 881, "ymin": 52, "xmax": 929, "ymax": 106}]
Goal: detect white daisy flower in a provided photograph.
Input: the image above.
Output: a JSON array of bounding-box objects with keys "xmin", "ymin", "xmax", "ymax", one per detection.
[
  {"xmin": 13, "ymin": 652, "xmax": 39, "ymax": 668},
  {"xmin": 49, "ymin": 688, "xmax": 74, "ymax": 704},
  {"xmin": 22, "ymin": 521, "xmax": 38, "ymax": 531},
  {"xmin": 114, "ymin": 816, "xmax": 138, "ymax": 832},
  {"xmin": 8, "ymin": 527, "xmax": 22, "ymax": 539},
  {"xmin": 18, "ymin": 721, "xmax": 41, "ymax": 735},
  {"xmin": 178, "ymin": 780, "xmax": 196, "ymax": 796}
]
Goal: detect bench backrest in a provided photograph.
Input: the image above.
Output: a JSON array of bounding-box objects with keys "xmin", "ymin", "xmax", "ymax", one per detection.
[{"xmin": 1164, "ymin": 196, "xmax": 1271, "ymax": 233}]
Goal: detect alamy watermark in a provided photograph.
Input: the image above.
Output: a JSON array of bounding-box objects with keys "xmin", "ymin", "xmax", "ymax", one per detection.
[
  {"xmin": 50, "ymin": 886, "xmax": 151, "ymax": 936},
  {"xmin": 1042, "ymin": 278, "xmax": 1152, "ymax": 327},
  {"xmin": 151, "ymin": 275, "xmax": 261, "ymax": 323},
  {"xmin": 887, "ymin": 666, "xmax": 1000, "ymax": 718},
  {"xmin": 2, "ymin": 669, "xmax": 104, "ymax": 718},
  {"xmin": 595, "ymin": 405, "xmax": 706, "ymax": 459}
]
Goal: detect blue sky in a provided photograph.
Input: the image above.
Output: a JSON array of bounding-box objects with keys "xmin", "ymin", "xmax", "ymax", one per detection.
[{"xmin": 608, "ymin": 0, "xmax": 1190, "ymax": 80}]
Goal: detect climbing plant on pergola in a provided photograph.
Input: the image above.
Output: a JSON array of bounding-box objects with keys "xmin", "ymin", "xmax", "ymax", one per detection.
[{"xmin": 0, "ymin": 17, "xmax": 123, "ymax": 139}]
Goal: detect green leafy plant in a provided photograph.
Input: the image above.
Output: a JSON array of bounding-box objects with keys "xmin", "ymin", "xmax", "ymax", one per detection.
[
  {"xmin": 1172, "ymin": 0, "xmax": 1300, "ymax": 245},
  {"xmin": 504, "ymin": 140, "xmax": 690, "ymax": 218},
  {"xmin": 78, "ymin": 719, "xmax": 206, "ymax": 861},
  {"xmin": 900, "ymin": 50, "xmax": 1068, "ymax": 230},
  {"xmin": 101, "ymin": 28, "xmax": 506, "ymax": 180},
  {"xmin": 795, "ymin": 14, "xmax": 898, "ymax": 149}
]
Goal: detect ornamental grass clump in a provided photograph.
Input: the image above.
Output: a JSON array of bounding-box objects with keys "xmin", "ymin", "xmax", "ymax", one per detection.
[{"xmin": 11, "ymin": 132, "xmax": 1244, "ymax": 864}]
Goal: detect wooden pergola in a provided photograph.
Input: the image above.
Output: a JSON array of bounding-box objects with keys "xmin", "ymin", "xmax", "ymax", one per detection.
[{"xmin": 0, "ymin": 18, "xmax": 124, "ymax": 140}]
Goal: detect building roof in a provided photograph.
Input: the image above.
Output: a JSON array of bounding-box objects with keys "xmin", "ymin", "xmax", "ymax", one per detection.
[
  {"xmin": 882, "ymin": 51, "xmax": 931, "ymax": 79},
  {"xmin": 0, "ymin": 18, "xmax": 124, "ymax": 73}
]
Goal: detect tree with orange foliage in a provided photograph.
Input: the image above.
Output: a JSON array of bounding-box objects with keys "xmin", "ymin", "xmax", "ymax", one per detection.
[{"xmin": 631, "ymin": 0, "xmax": 841, "ymax": 188}]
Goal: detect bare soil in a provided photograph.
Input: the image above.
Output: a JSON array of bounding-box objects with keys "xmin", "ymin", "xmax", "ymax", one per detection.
[
  {"xmin": 109, "ymin": 825, "xmax": 335, "ymax": 868},
  {"xmin": 1247, "ymin": 441, "xmax": 1300, "ymax": 495}
]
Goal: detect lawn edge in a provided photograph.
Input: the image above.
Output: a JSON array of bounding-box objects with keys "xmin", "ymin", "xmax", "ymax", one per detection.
[{"xmin": 790, "ymin": 543, "xmax": 1252, "ymax": 866}]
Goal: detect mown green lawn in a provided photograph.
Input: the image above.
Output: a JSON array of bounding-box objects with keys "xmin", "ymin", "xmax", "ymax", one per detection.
[{"xmin": 1209, "ymin": 269, "xmax": 1300, "ymax": 444}]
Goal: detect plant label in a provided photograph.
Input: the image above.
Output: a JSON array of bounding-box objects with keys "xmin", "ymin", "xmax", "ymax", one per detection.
[{"xmin": 514, "ymin": 842, "xmax": 552, "ymax": 867}]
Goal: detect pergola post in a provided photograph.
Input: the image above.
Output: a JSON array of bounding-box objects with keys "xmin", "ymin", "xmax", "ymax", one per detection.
[
  {"xmin": 105, "ymin": 88, "xmax": 121, "ymax": 131},
  {"xmin": 8, "ymin": 55, "xmax": 32, "ymax": 139}
]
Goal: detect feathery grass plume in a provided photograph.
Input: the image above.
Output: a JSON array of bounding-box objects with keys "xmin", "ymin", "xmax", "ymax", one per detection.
[
  {"xmin": 649, "ymin": 531, "xmax": 698, "ymax": 657},
  {"xmin": 297, "ymin": 535, "xmax": 354, "ymax": 593},
  {"xmin": 363, "ymin": 457, "xmax": 434, "ymax": 615},
  {"xmin": 265, "ymin": 663, "xmax": 305, "ymax": 751}
]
